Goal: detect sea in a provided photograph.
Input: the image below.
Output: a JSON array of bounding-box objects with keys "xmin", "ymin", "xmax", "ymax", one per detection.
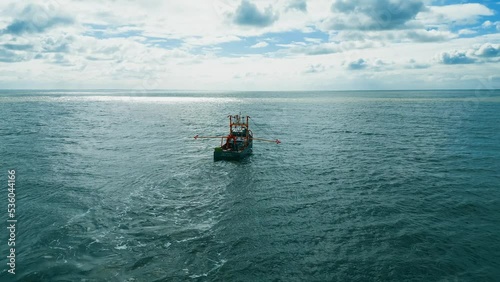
[{"xmin": 0, "ymin": 89, "xmax": 499, "ymax": 281}]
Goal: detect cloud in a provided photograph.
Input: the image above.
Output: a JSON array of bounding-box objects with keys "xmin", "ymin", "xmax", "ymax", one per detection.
[
  {"xmin": 346, "ymin": 58, "xmax": 367, "ymax": 70},
  {"xmin": 304, "ymin": 37, "xmax": 322, "ymax": 44},
  {"xmin": 482, "ymin": 20, "xmax": 500, "ymax": 32},
  {"xmin": 0, "ymin": 47, "xmax": 29, "ymax": 63},
  {"xmin": 404, "ymin": 29, "xmax": 454, "ymax": 42},
  {"xmin": 437, "ymin": 51, "xmax": 476, "ymax": 64},
  {"xmin": 2, "ymin": 4, "xmax": 73, "ymax": 35},
  {"xmin": 233, "ymin": 0, "xmax": 278, "ymax": 27},
  {"xmin": 474, "ymin": 43, "xmax": 499, "ymax": 58},
  {"xmin": 302, "ymin": 44, "xmax": 338, "ymax": 55},
  {"xmin": 436, "ymin": 43, "xmax": 500, "ymax": 65},
  {"xmin": 303, "ymin": 64, "xmax": 325, "ymax": 74},
  {"xmin": 332, "ymin": 29, "xmax": 453, "ymax": 43},
  {"xmin": 421, "ymin": 4, "xmax": 493, "ymax": 26},
  {"xmin": 405, "ymin": 59, "xmax": 430, "ymax": 69},
  {"xmin": 327, "ymin": 0, "xmax": 425, "ymax": 30},
  {"xmin": 49, "ymin": 53, "xmax": 73, "ymax": 66},
  {"xmin": 482, "ymin": 20, "xmax": 493, "ymax": 28},
  {"xmin": 82, "ymin": 24, "xmax": 143, "ymax": 39},
  {"xmin": 287, "ymin": 0, "xmax": 307, "ymax": 12},
  {"xmin": 250, "ymin": 41, "xmax": 269, "ymax": 48},
  {"xmin": 1, "ymin": 43, "xmax": 33, "ymax": 51},
  {"xmin": 184, "ymin": 35, "xmax": 241, "ymax": 46},
  {"xmin": 373, "ymin": 58, "xmax": 390, "ymax": 68},
  {"xmin": 278, "ymin": 40, "xmax": 378, "ymax": 56},
  {"xmin": 342, "ymin": 58, "xmax": 393, "ymax": 71},
  {"xmin": 41, "ymin": 35, "xmax": 74, "ymax": 53},
  {"xmin": 458, "ymin": 29, "xmax": 476, "ymax": 35},
  {"xmin": 277, "ymin": 41, "xmax": 338, "ymax": 55}
]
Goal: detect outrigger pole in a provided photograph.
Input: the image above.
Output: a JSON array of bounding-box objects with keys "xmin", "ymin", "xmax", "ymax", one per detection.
[
  {"xmin": 250, "ymin": 137, "xmax": 281, "ymax": 144},
  {"xmin": 193, "ymin": 135, "xmax": 224, "ymax": 139},
  {"xmin": 194, "ymin": 135, "xmax": 281, "ymax": 144}
]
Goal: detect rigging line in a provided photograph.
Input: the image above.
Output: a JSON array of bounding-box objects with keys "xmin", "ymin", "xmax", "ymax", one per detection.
[{"xmin": 249, "ymin": 117, "xmax": 275, "ymax": 139}]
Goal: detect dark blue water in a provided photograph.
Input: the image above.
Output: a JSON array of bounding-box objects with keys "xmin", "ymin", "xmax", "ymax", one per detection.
[{"xmin": 1, "ymin": 90, "xmax": 499, "ymax": 281}]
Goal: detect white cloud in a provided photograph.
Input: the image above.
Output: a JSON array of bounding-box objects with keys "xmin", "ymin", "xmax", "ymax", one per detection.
[
  {"xmin": 329, "ymin": 29, "xmax": 455, "ymax": 44},
  {"xmin": 183, "ymin": 35, "xmax": 241, "ymax": 46},
  {"xmin": 342, "ymin": 58, "xmax": 393, "ymax": 71},
  {"xmin": 435, "ymin": 43, "xmax": 500, "ymax": 65},
  {"xmin": 418, "ymin": 3, "xmax": 494, "ymax": 26},
  {"xmin": 436, "ymin": 50, "xmax": 476, "ymax": 65},
  {"xmin": 482, "ymin": 20, "xmax": 493, "ymax": 28},
  {"xmin": 474, "ymin": 43, "xmax": 500, "ymax": 58},
  {"xmin": 324, "ymin": 0, "xmax": 425, "ymax": 30},
  {"xmin": 303, "ymin": 64, "xmax": 326, "ymax": 74},
  {"xmin": 304, "ymin": 37, "xmax": 322, "ymax": 43},
  {"xmin": 287, "ymin": 0, "xmax": 307, "ymax": 12},
  {"xmin": 250, "ymin": 41, "xmax": 269, "ymax": 48},
  {"xmin": 232, "ymin": 0, "xmax": 279, "ymax": 27},
  {"xmin": 458, "ymin": 29, "xmax": 476, "ymax": 35},
  {"xmin": 345, "ymin": 58, "xmax": 367, "ymax": 70},
  {"xmin": 405, "ymin": 59, "xmax": 430, "ymax": 69},
  {"xmin": 483, "ymin": 20, "xmax": 500, "ymax": 31}
]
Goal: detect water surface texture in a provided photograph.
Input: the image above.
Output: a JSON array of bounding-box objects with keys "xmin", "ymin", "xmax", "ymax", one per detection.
[{"xmin": 1, "ymin": 90, "xmax": 499, "ymax": 281}]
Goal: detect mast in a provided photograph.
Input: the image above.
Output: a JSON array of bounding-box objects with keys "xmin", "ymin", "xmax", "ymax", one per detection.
[{"xmin": 246, "ymin": 116, "xmax": 249, "ymax": 139}]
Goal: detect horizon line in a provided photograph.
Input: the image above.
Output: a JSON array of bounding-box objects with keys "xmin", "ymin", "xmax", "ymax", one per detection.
[{"xmin": 0, "ymin": 88, "xmax": 499, "ymax": 92}]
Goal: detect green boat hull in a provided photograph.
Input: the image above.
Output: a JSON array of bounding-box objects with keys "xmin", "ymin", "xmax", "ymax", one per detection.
[{"xmin": 214, "ymin": 146, "xmax": 252, "ymax": 161}]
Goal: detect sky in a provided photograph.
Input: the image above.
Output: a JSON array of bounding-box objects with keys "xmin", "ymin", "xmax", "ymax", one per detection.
[{"xmin": 0, "ymin": 0, "xmax": 499, "ymax": 90}]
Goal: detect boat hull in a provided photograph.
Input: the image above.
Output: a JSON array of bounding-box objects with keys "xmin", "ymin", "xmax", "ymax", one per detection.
[{"xmin": 214, "ymin": 147, "xmax": 252, "ymax": 161}]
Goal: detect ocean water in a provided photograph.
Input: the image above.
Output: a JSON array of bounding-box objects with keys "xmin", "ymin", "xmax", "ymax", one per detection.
[{"xmin": 0, "ymin": 90, "xmax": 499, "ymax": 281}]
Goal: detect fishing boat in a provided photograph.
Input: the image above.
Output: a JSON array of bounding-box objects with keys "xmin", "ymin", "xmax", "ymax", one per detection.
[{"xmin": 194, "ymin": 115, "xmax": 280, "ymax": 161}]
